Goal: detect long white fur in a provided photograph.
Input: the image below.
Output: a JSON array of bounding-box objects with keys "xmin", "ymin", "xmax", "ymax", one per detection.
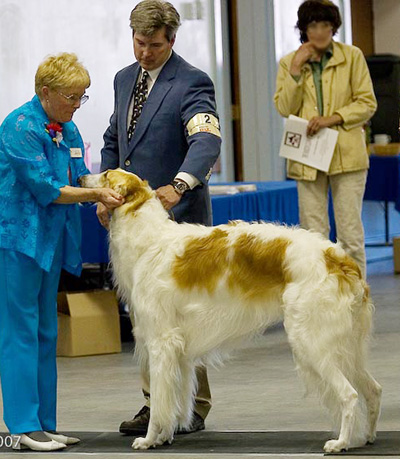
[{"xmin": 80, "ymin": 169, "xmax": 382, "ymax": 452}]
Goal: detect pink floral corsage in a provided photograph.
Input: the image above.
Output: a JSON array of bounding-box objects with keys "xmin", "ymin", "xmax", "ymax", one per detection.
[{"xmin": 45, "ymin": 122, "xmax": 63, "ymax": 147}]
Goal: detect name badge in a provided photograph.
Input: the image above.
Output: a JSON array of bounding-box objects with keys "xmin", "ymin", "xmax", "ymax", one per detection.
[{"xmin": 70, "ymin": 148, "xmax": 82, "ymax": 158}]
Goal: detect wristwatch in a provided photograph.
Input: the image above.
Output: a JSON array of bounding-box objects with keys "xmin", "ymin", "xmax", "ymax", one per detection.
[{"xmin": 170, "ymin": 179, "xmax": 190, "ymax": 195}]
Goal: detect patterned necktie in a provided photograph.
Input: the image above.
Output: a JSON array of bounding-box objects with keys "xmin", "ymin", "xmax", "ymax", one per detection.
[{"xmin": 127, "ymin": 70, "xmax": 149, "ymax": 141}]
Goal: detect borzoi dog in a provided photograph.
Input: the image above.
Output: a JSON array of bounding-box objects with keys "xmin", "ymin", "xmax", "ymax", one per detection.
[{"xmin": 80, "ymin": 169, "xmax": 381, "ymax": 452}]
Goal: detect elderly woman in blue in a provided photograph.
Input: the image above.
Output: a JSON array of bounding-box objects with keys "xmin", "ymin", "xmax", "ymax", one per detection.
[{"xmin": 0, "ymin": 53, "xmax": 124, "ymax": 452}]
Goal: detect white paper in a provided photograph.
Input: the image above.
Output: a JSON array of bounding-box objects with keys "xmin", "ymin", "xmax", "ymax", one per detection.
[
  {"xmin": 279, "ymin": 115, "xmax": 338, "ymax": 172},
  {"xmin": 209, "ymin": 184, "xmax": 257, "ymax": 195}
]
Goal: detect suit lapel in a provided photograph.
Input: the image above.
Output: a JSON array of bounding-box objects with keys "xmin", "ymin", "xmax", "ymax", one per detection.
[{"xmin": 127, "ymin": 52, "xmax": 179, "ymax": 155}]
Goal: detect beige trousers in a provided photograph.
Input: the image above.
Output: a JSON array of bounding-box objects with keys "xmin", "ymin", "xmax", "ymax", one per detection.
[
  {"xmin": 297, "ymin": 169, "xmax": 368, "ymax": 277},
  {"xmin": 142, "ymin": 365, "xmax": 212, "ymax": 420}
]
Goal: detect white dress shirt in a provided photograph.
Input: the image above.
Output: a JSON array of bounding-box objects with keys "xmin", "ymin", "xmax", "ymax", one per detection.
[{"xmin": 127, "ymin": 52, "xmax": 199, "ymax": 190}]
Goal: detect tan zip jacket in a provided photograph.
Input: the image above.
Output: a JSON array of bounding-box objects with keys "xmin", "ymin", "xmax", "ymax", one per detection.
[{"xmin": 274, "ymin": 41, "xmax": 377, "ymax": 181}]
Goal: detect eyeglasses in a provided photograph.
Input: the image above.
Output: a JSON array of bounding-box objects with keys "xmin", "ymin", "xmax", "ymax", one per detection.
[
  {"xmin": 57, "ymin": 91, "xmax": 89, "ymax": 105},
  {"xmin": 307, "ymin": 21, "xmax": 333, "ymax": 34}
]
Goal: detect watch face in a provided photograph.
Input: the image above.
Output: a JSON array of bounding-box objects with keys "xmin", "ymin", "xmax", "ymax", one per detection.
[{"xmin": 173, "ymin": 180, "xmax": 189, "ymax": 193}]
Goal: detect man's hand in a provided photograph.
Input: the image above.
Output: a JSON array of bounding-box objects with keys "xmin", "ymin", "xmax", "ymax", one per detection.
[
  {"xmin": 96, "ymin": 202, "xmax": 110, "ymax": 229},
  {"xmin": 307, "ymin": 114, "xmax": 343, "ymax": 136},
  {"xmin": 156, "ymin": 185, "xmax": 182, "ymax": 210}
]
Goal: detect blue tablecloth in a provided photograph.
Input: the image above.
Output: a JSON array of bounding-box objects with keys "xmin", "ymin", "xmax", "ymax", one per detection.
[
  {"xmin": 211, "ymin": 181, "xmax": 299, "ymax": 225},
  {"xmin": 80, "ymin": 205, "xmax": 109, "ymax": 264},
  {"xmin": 80, "ymin": 181, "xmax": 299, "ymax": 264},
  {"xmin": 364, "ymin": 155, "xmax": 400, "ymax": 211},
  {"xmin": 79, "ymin": 157, "xmax": 400, "ymax": 263}
]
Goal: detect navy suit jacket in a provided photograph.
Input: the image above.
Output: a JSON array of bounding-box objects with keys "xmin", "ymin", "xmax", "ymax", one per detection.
[{"xmin": 101, "ymin": 51, "xmax": 221, "ymax": 224}]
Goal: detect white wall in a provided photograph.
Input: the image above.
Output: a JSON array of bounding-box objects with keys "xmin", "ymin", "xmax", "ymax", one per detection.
[
  {"xmin": 373, "ymin": 0, "xmax": 400, "ymax": 55},
  {"xmin": 0, "ymin": 0, "xmax": 135, "ymax": 168},
  {"xmin": 236, "ymin": 0, "xmax": 285, "ymax": 181},
  {"xmin": 0, "ymin": 0, "xmax": 233, "ymax": 179}
]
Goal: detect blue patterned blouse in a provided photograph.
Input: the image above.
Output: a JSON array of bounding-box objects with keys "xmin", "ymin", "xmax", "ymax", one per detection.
[{"xmin": 0, "ymin": 95, "xmax": 90, "ymax": 275}]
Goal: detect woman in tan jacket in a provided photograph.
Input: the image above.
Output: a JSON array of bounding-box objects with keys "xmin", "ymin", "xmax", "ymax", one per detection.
[{"xmin": 274, "ymin": 0, "xmax": 377, "ymax": 277}]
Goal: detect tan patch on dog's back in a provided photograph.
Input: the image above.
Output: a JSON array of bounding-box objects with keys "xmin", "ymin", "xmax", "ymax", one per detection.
[
  {"xmin": 173, "ymin": 229, "xmax": 291, "ymax": 299},
  {"xmin": 228, "ymin": 235, "xmax": 291, "ymax": 299},
  {"xmin": 172, "ymin": 229, "xmax": 229, "ymax": 293},
  {"xmin": 324, "ymin": 247, "xmax": 362, "ymax": 292}
]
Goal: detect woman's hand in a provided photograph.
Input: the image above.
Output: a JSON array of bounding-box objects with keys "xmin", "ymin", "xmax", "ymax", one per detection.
[
  {"xmin": 156, "ymin": 185, "xmax": 182, "ymax": 210},
  {"xmin": 94, "ymin": 189, "xmax": 124, "ymax": 230},
  {"xmin": 290, "ymin": 42, "xmax": 316, "ymax": 76},
  {"xmin": 95, "ymin": 188, "xmax": 125, "ymax": 209},
  {"xmin": 307, "ymin": 114, "xmax": 343, "ymax": 136},
  {"xmin": 54, "ymin": 185, "xmax": 124, "ymax": 207}
]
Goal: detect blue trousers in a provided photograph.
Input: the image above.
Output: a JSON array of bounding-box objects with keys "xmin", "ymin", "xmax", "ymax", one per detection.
[{"xmin": 0, "ymin": 243, "xmax": 63, "ymax": 434}]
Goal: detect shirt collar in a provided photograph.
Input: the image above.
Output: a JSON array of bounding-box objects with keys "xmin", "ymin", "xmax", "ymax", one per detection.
[
  {"xmin": 308, "ymin": 44, "xmax": 333, "ymax": 64},
  {"xmin": 325, "ymin": 44, "xmax": 333, "ymax": 58},
  {"xmin": 140, "ymin": 50, "xmax": 173, "ymax": 82}
]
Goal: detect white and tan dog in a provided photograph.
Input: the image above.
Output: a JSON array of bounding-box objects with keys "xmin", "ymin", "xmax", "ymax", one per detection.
[{"xmin": 80, "ymin": 169, "xmax": 381, "ymax": 452}]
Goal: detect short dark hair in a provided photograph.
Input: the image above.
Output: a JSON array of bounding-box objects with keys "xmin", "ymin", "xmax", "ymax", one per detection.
[
  {"xmin": 296, "ymin": 0, "xmax": 342, "ymax": 43},
  {"xmin": 130, "ymin": 0, "xmax": 181, "ymax": 42}
]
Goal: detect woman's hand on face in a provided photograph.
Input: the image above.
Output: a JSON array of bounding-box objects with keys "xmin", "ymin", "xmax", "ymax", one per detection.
[
  {"xmin": 97, "ymin": 188, "xmax": 125, "ymax": 209},
  {"xmin": 290, "ymin": 42, "xmax": 316, "ymax": 75}
]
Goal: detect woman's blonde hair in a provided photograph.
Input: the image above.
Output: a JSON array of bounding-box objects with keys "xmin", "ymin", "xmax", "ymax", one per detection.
[{"xmin": 35, "ymin": 52, "xmax": 90, "ymax": 98}]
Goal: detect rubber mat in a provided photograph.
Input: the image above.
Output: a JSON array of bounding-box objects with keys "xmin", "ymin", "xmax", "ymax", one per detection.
[{"xmin": 0, "ymin": 430, "xmax": 398, "ymax": 455}]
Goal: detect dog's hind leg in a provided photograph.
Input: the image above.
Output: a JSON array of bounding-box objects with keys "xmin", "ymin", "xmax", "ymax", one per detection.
[
  {"xmin": 132, "ymin": 331, "xmax": 185, "ymax": 450},
  {"xmin": 355, "ymin": 369, "xmax": 382, "ymax": 444},
  {"xmin": 317, "ymin": 366, "xmax": 358, "ymax": 453}
]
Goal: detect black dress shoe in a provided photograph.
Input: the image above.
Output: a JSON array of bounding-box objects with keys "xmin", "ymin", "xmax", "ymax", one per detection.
[
  {"xmin": 176, "ymin": 412, "xmax": 205, "ymax": 435},
  {"xmin": 119, "ymin": 406, "xmax": 205, "ymax": 435},
  {"xmin": 119, "ymin": 406, "xmax": 150, "ymax": 435}
]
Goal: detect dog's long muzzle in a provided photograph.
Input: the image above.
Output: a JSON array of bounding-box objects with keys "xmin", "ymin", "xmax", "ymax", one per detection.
[{"xmin": 78, "ymin": 175, "xmax": 90, "ymax": 186}]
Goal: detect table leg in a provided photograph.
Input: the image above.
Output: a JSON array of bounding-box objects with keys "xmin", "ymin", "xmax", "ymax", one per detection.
[{"xmin": 384, "ymin": 200, "xmax": 389, "ymax": 244}]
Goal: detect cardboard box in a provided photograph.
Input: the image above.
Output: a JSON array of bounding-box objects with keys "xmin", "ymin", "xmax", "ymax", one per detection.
[
  {"xmin": 57, "ymin": 290, "xmax": 121, "ymax": 357},
  {"xmin": 394, "ymin": 237, "xmax": 400, "ymax": 273}
]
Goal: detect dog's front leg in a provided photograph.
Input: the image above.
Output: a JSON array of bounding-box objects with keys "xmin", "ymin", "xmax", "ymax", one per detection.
[
  {"xmin": 132, "ymin": 337, "xmax": 183, "ymax": 450},
  {"xmin": 155, "ymin": 426, "xmax": 174, "ymax": 446},
  {"xmin": 131, "ymin": 418, "xmax": 160, "ymax": 450}
]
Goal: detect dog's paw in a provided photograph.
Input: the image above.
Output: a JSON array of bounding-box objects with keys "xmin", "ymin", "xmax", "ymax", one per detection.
[
  {"xmin": 155, "ymin": 433, "xmax": 173, "ymax": 446},
  {"xmin": 366, "ymin": 433, "xmax": 377, "ymax": 445},
  {"xmin": 132, "ymin": 437, "xmax": 154, "ymax": 450},
  {"xmin": 323, "ymin": 439, "xmax": 348, "ymax": 453}
]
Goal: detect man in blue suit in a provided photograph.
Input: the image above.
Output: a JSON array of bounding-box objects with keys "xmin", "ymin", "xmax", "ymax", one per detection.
[{"xmin": 97, "ymin": 0, "xmax": 221, "ymax": 436}]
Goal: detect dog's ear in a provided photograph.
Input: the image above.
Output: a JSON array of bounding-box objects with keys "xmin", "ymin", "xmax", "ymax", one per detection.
[
  {"xmin": 122, "ymin": 175, "xmax": 154, "ymax": 213},
  {"xmin": 104, "ymin": 170, "xmax": 133, "ymax": 197},
  {"xmin": 112, "ymin": 182, "xmax": 129, "ymax": 197}
]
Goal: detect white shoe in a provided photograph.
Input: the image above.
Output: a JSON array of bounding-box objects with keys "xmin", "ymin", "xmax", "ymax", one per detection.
[
  {"xmin": 12, "ymin": 433, "xmax": 67, "ymax": 451},
  {"xmin": 45, "ymin": 431, "xmax": 81, "ymax": 445}
]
